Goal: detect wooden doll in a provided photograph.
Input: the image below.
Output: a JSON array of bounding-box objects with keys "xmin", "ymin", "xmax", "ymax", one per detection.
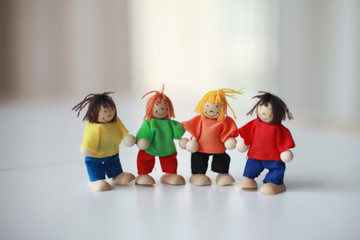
[
  {"xmin": 72, "ymin": 92, "xmax": 136, "ymax": 191},
  {"xmin": 180, "ymin": 88, "xmax": 243, "ymax": 186},
  {"xmin": 237, "ymin": 91, "xmax": 295, "ymax": 195},
  {"xmin": 135, "ymin": 86, "xmax": 186, "ymax": 186}
]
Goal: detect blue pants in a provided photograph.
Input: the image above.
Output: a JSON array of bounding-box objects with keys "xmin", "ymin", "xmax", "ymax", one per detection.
[
  {"xmin": 85, "ymin": 154, "xmax": 123, "ymax": 182},
  {"xmin": 243, "ymin": 158, "xmax": 286, "ymax": 185}
]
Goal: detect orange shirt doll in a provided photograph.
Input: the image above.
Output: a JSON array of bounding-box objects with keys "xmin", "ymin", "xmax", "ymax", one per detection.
[{"xmin": 181, "ymin": 88, "xmax": 244, "ymax": 186}]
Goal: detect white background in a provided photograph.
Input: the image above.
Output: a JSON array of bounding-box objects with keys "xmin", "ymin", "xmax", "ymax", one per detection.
[{"xmin": 1, "ymin": 1, "xmax": 360, "ymax": 239}]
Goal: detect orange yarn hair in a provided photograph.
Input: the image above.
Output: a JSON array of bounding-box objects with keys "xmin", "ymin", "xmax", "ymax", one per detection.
[
  {"xmin": 195, "ymin": 88, "xmax": 244, "ymax": 121},
  {"xmin": 142, "ymin": 85, "xmax": 175, "ymax": 120}
]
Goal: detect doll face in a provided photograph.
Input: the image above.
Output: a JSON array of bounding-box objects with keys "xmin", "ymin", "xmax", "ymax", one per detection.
[
  {"xmin": 257, "ymin": 103, "xmax": 273, "ymax": 123},
  {"xmin": 97, "ymin": 106, "xmax": 116, "ymax": 123},
  {"xmin": 152, "ymin": 101, "xmax": 168, "ymax": 119},
  {"xmin": 203, "ymin": 102, "xmax": 221, "ymax": 119}
]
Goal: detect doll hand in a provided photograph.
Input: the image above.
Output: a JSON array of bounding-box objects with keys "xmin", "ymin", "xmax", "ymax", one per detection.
[
  {"xmin": 224, "ymin": 138, "xmax": 236, "ymax": 150},
  {"xmin": 186, "ymin": 140, "xmax": 198, "ymax": 153},
  {"xmin": 137, "ymin": 138, "xmax": 149, "ymax": 150},
  {"xmin": 280, "ymin": 150, "xmax": 293, "ymax": 163},
  {"xmin": 80, "ymin": 146, "xmax": 93, "ymax": 156},
  {"xmin": 179, "ymin": 137, "xmax": 189, "ymax": 149},
  {"xmin": 123, "ymin": 134, "xmax": 136, "ymax": 147},
  {"xmin": 236, "ymin": 139, "xmax": 249, "ymax": 153}
]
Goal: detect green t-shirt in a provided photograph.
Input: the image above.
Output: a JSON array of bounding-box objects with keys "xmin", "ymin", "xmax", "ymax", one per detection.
[{"xmin": 136, "ymin": 119, "xmax": 185, "ymax": 156}]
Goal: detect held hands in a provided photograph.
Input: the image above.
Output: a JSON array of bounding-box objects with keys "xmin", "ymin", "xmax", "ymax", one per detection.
[
  {"xmin": 179, "ymin": 137, "xmax": 198, "ymax": 153},
  {"xmin": 224, "ymin": 138, "xmax": 236, "ymax": 150},
  {"xmin": 123, "ymin": 134, "xmax": 136, "ymax": 147},
  {"xmin": 179, "ymin": 138, "xmax": 189, "ymax": 149},
  {"xmin": 280, "ymin": 150, "xmax": 293, "ymax": 163},
  {"xmin": 80, "ymin": 146, "xmax": 93, "ymax": 156},
  {"xmin": 137, "ymin": 138, "xmax": 149, "ymax": 150},
  {"xmin": 236, "ymin": 139, "xmax": 249, "ymax": 153}
]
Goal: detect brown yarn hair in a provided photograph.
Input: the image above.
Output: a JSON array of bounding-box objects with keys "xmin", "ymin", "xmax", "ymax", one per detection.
[
  {"xmin": 247, "ymin": 91, "xmax": 293, "ymax": 125},
  {"xmin": 142, "ymin": 85, "xmax": 175, "ymax": 120},
  {"xmin": 72, "ymin": 92, "xmax": 117, "ymax": 123}
]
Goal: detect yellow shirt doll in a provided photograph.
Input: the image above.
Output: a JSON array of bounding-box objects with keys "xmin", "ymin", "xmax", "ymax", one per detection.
[{"xmin": 73, "ymin": 92, "xmax": 136, "ymax": 191}]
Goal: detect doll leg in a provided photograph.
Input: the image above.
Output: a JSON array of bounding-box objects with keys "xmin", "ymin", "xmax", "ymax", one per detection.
[
  {"xmin": 190, "ymin": 152, "xmax": 212, "ymax": 186},
  {"xmin": 212, "ymin": 153, "xmax": 235, "ymax": 186},
  {"xmin": 262, "ymin": 160, "xmax": 286, "ymax": 185},
  {"xmin": 191, "ymin": 152, "xmax": 210, "ymax": 174},
  {"xmin": 242, "ymin": 158, "xmax": 264, "ymax": 180},
  {"xmin": 104, "ymin": 154, "xmax": 123, "ymax": 179},
  {"xmin": 105, "ymin": 154, "xmax": 135, "ymax": 185},
  {"xmin": 159, "ymin": 151, "xmax": 178, "ymax": 174},
  {"xmin": 239, "ymin": 158, "xmax": 264, "ymax": 190},
  {"xmin": 159, "ymin": 152, "xmax": 185, "ymax": 185},
  {"xmin": 136, "ymin": 150, "xmax": 156, "ymax": 185},
  {"xmin": 211, "ymin": 153, "xmax": 231, "ymax": 173},
  {"xmin": 259, "ymin": 160, "xmax": 286, "ymax": 195},
  {"xmin": 137, "ymin": 150, "xmax": 156, "ymax": 174},
  {"xmin": 85, "ymin": 156, "xmax": 106, "ymax": 181},
  {"xmin": 85, "ymin": 157, "xmax": 111, "ymax": 191}
]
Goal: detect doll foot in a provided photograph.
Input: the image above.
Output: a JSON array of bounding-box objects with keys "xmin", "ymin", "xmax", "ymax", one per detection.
[
  {"xmin": 135, "ymin": 174, "xmax": 156, "ymax": 186},
  {"xmin": 111, "ymin": 172, "xmax": 135, "ymax": 185},
  {"xmin": 87, "ymin": 180, "xmax": 112, "ymax": 191},
  {"xmin": 216, "ymin": 173, "xmax": 235, "ymax": 186},
  {"xmin": 161, "ymin": 174, "xmax": 185, "ymax": 185},
  {"xmin": 259, "ymin": 183, "xmax": 286, "ymax": 195},
  {"xmin": 239, "ymin": 177, "xmax": 258, "ymax": 189},
  {"xmin": 189, "ymin": 174, "xmax": 212, "ymax": 186}
]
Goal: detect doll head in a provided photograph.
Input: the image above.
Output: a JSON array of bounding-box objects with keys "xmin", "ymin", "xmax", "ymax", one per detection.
[
  {"xmin": 247, "ymin": 91, "xmax": 293, "ymax": 125},
  {"xmin": 142, "ymin": 85, "xmax": 175, "ymax": 120},
  {"xmin": 195, "ymin": 88, "xmax": 244, "ymax": 121},
  {"xmin": 72, "ymin": 92, "xmax": 117, "ymax": 123}
]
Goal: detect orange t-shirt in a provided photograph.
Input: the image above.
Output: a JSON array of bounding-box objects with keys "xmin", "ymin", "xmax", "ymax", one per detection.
[{"xmin": 181, "ymin": 115, "xmax": 239, "ymax": 154}]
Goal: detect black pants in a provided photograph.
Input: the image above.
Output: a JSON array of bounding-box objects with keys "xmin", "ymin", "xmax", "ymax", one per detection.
[{"xmin": 191, "ymin": 152, "xmax": 231, "ymax": 174}]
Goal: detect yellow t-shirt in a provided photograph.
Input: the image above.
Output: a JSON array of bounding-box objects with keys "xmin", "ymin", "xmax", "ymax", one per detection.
[{"xmin": 81, "ymin": 117, "xmax": 129, "ymax": 158}]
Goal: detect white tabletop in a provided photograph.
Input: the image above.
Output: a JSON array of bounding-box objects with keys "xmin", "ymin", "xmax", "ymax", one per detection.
[{"xmin": 0, "ymin": 97, "xmax": 359, "ymax": 240}]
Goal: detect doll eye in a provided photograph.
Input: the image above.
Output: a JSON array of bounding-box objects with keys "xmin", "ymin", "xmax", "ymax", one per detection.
[
  {"xmin": 156, "ymin": 104, "xmax": 158, "ymax": 106},
  {"xmin": 216, "ymin": 105, "xmax": 219, "ymax": 108}
]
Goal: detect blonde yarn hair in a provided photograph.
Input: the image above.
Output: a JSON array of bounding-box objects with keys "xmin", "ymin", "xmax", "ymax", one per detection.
[{"xmin": 194, "ymin": 88, "xmax": 244, "ymax": 121}]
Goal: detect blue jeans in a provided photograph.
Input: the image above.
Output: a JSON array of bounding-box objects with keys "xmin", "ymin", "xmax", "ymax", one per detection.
[
  {"xmin": 85, "ymin": 154, "xmax": 123, "ymax": 182},
  {"xmin": 243, "ymin": 158, "xmax": 286, "ymax": 185}
]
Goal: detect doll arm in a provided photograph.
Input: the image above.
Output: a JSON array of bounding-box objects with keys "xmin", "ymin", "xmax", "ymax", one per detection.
[
  {"xmin": 186, "ymin": 139, "xmax": 198, "ymax": 153},
  {"xmin": 170, "ymin": 120, "xmax": 186, "ymax": 139},
  {"xmin": 80, "ymin": 146, "xmax": 93, "ymax": 156},
  {"xmin": 277, "ymin": 125, "xmax": 295, "ymax": 163},
  {"xmin": 116, "ymin": 117, "xmax": 135, "ymax": 147},
  {"xmin": 137, "ymin": 138, "xmax": 149, "ymax": 150},
  {"xmin": 280, "ymin": 150, "xmax": 293, "ymax": 163},
  {"xmin": 81, "ymin": 123, "xmax": 100, "ymax": 155},
  {"xmin": 181, "ymin": 116, "xmax": 201, "ymax": 153},
  {"xmin": 171, "ymin": 120, "xmax": 188, "ymax": 149},
  {"xmin": 136, "ymin": 120, "xmax": 152, "ymax": 150},
  {"xmin": 123, "ymin": 134, "xmax": 136, "ymax": 147},
  {"xmin": 238, "ymin": 119, "xmax": 256, "ymax": 146},
  {"xmin": 220, "ymin": 118, "xmax": 239, "ymax": 150},
  {"xmin": 181, "ymin": 116, "xmax": 202, "ymax": 140},
  {"xmin": 236, "ymin": 139, "xmax": 249, "ymax": 153},
  {"xmin": 179, "ymin": 137, "xmax": 189, "ymax": 149},
  {"xmin": 224, "ymin": 138, "xmax": 237, "ymax": 150},
  {"xmin": 178, "ymin": 136, "xmax": 198, "ymax": 152}
]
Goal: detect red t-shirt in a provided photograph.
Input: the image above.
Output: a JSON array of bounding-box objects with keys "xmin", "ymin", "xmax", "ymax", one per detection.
[
  {"xmin": 182, "ymin": 115, "xmax": 239, "ymax": 154},
  {"xmin": 238, "ymin": 119, "xmax": 295, "ymax": 161}
]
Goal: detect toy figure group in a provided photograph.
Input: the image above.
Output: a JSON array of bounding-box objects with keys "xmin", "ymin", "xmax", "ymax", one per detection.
[{"xmin": 72, "ymin": 86, "xmax": 295, "ymax": 195}]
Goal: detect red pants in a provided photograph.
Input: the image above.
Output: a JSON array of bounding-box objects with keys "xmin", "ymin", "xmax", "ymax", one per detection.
[{"xmin": 137, "ymin": 150, "xmax": 178, "ymax": 174}]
